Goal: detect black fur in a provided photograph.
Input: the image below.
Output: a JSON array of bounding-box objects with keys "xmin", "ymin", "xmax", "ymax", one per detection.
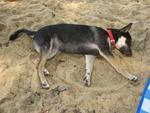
[
  {"xmin": 108, "ymin": 28, "xmax": 132, "ymax": 56},
  {"xmin": 9, "ymin": 23, "xmax": 132, "ymax": 56},
  {"xmin": 109, "ymin": 28, "xmax": 132, "ymax": 47},
  {"xmin": 9, "ymin": 29, "xmax": 36, "ymax": 41},
  {"xmin": 34, "ymin": 24, "xmax": 111, "ymax": 55}
]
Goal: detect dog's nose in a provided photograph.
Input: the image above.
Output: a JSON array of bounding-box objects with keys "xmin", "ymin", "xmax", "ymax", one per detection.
[
  {"xmin": 125, "ymin": 46, "xmax": 132, "ymax": 56},
  {"xmin": 125, "ymin": 51, "xmax": 132, "ymax": 56},
  {"xmin": 120, "ymin": 46, "xmax": 132, "ymax": 56}
]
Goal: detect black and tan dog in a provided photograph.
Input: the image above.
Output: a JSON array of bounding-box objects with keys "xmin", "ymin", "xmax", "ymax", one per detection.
[{"xmin": 9, "ymin": 23, "xmax": 138, "ymax": 89}]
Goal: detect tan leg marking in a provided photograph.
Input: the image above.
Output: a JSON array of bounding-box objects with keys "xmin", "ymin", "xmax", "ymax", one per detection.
[
  {"xmin": 37, "ymin": 52, "xmax": 50, "ymax": 89},
  {"xmin": 97, "ymin": 48, "xmax": 138, "ymax": 82}
]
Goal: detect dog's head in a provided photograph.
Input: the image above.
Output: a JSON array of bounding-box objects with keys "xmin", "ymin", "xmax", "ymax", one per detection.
[{"xmin": 111, "ymin": 23, "xmax": 133, "ymax": 56}]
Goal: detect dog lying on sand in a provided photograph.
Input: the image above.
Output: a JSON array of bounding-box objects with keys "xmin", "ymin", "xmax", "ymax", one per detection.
[{"xmin": 9, "ymin": 23, "xmax": 138, "ymax": 89}]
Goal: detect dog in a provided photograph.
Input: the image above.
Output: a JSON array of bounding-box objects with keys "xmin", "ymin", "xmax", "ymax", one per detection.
[{"xmin": 9, "ymin": 23, "xmax": 138, "ymax": 89}]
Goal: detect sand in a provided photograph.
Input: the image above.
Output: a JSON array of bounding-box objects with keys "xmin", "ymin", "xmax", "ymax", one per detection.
[{"xmin": 0, "ymin": 0, "xmax": 150, "ymax": 113}]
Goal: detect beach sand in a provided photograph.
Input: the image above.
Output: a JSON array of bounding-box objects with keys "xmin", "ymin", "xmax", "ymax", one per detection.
[{"xmin": 0, "ymin": 0, "xmax": 150, "ymax": 113}]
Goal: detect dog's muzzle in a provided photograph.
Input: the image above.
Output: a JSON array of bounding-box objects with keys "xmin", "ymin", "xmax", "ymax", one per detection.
[{"xmin": 119, "ymin": 46, "xmax": 132, "ymax": 56}]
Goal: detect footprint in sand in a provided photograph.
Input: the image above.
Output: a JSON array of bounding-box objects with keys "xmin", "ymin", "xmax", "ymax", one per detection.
[{"xmin": 0, "ymin": 23, "xmax": 6, "ymax": 32}]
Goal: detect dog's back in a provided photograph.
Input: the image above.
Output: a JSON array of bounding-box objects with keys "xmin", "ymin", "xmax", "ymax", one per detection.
[{"xmin": 33, "ymin": 24, "xmax": 110, "ymax": 55}]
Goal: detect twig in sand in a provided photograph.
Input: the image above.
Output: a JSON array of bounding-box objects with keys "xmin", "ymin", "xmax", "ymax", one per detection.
[
  {"xmin": 38, "ymin": 109, "xmax": 49, "ymax": 113},
  {"xmin": 0, "ymin": 42, "xmax": 9, "ymax": 48},
  {"xmin": 51, "ymin": 85, "xmax": 67, "ymax": 96},
  {"xmin": 143, "ymin": 28, "xmax": 149, "ymax": 51},
  {"xmin": 141, "ymin": 28, "xmax": 149, "ymax": 61}
]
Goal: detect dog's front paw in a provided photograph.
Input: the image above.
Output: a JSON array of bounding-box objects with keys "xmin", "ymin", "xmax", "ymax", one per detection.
[
  {"xmin": 128, "ymin": 74, "xmax": 138, "ymax": 82},
  {"xmin": 43, "ymin": 68, "xmax": 50, "ymax": 76},
  {"xmin": 41, "ymin": 81, "xmax": 50, "ymax": 89},
  {"xmin": 83, "ymin": 76, "xmax": 91, "ymax": 87}
]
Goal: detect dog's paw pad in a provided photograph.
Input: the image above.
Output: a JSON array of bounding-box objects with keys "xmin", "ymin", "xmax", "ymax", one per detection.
[
  {"xmin": 41, "ymin": 81, "xmax": 50, "ymax": 89},
  {"xmin": 43, "ymin": 68, "xmax": 50, "ymax": 76},
  {"xmin": 83, "ymin": 76, "xmax": 91, "ymax": 87},
  {"xmin": 128, "ymin": 75, "xmax": 138, "ymax": 82}
]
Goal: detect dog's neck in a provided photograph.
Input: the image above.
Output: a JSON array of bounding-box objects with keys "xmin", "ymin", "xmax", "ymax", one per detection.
[
  {"xmin": 106, "ymin": 29, "xmax": 115, "ymax": 46},
  {"xmin": 106, "ymin": 28, "xmax": 122, "ymax": 47}
]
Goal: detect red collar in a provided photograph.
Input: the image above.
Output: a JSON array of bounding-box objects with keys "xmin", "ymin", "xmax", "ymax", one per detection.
[{"xmin": 106, "ymin": 29, "xmax": 115, "ymax": 45}]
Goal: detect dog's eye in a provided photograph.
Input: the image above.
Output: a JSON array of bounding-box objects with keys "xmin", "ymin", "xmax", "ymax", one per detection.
[{"xmin": 116, "ymin": 33, "xmax": 121, "ymax": 38}]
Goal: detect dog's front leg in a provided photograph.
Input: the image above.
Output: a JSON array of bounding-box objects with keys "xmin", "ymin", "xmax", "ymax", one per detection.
[
  {"xmin": 97, "ymin": 49, "xmax": 138, "ymax": 82},
  {"xmin": 83, "ymin": 55, "xmax": 95, "ymax": 86}
]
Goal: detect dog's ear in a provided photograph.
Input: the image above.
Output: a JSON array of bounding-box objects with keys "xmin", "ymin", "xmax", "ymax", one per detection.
[{"xmin": 120, "ymin": 23, "xmax": 132, "ymax": 33}]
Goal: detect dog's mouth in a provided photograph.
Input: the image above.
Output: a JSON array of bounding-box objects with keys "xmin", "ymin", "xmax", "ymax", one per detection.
[{"xmin": 119, "ymin": 46, "xmax": 132, "ymax": 56}]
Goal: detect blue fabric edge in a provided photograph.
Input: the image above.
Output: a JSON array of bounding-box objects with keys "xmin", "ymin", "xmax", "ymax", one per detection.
[{"xmin": 136, "ymin": 78, "xmax": 150, "ymax": 113}]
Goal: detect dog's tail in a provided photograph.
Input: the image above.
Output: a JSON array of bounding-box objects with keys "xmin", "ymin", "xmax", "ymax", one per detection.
[{"xmin": 9, "ymin": 29, "xmax": 36, "ymax": 41}]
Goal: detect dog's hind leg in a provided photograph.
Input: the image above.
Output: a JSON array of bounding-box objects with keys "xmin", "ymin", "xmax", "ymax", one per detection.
[
  {"xmin": 37, "ymin": 40, "xmax": 58, "ymax": 89},
  {"xmin": 43, "ymin": 68, "xmax": 50, "ymax": 76},
  {"xmin": 43, "ymin": 48, "xmax": 58, "ymax": 76},
  {"xmin": 37, "ymin": 50, "xmax": 50, "ymax": 89},
  {"xmin": 36, "ymin": 48, "xmax": 58, "ymax": 76},
  {"xmin": 83, "ymin": 55, "xmax": 95, "ymax": 86},
  {"xmin": 35, "ymin": 57, "xmax": 50, "ymax": 76},
  {"xmin": 97, "ymin": 48, "xmax": 138, "ymax": 82}
]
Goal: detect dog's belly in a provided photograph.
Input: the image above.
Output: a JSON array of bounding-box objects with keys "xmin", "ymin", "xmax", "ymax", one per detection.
[
  {"xmin": 33, "ymin": 41, "xmax": 41, "ymax": 53},
  {"xmin": 59, "ymin": 43, "xmax": 99, "ymax": 55}
]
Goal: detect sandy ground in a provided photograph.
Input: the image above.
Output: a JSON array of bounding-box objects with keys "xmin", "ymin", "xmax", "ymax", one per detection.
[{"xmin": 0, "ymin": 0, "xmax": 150, "ymax": 113}]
